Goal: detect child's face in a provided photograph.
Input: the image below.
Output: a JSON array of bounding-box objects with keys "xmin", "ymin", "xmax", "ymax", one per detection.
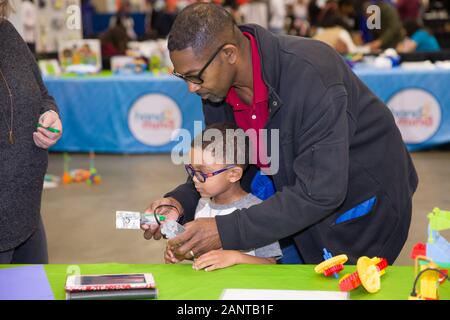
[{"xmin": 189, "ymin": 147, "xmax": 241, "ymax": 199}]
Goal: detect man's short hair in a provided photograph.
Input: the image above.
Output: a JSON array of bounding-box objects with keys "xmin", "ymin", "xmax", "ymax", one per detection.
[
  {"xmin": 191, "ymin": 122, "xmax": 250, "ymax": 170},
  {"xmin": 168, "ymin": 3, "xmax": 236, "ymax": 56}
]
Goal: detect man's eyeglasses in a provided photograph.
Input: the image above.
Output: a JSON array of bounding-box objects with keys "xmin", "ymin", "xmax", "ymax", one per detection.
[
  {"xmin": 185, "ymin": 164, "xmax": 236, "ymax": 183},
  {"xmin": 172, "ymin": 43, "xmax": 229, "ymax": 85}
]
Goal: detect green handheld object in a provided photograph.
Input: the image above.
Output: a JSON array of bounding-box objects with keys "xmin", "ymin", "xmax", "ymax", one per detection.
[
  {"xmin": 142, "ymin": 214, "xmax": 166, "ymax": 222},
  {"xmin": 37, "ymin": 123, "xmax": 61, "ymax": 133}
]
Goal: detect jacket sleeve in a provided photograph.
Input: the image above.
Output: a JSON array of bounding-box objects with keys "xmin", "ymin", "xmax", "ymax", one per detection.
[{"xmin": 216, "ymin": 84, "xmax": 350, "ymax": 250}]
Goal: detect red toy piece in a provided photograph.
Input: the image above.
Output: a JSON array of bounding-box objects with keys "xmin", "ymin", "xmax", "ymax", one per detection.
[
  {"xmin": 411, "ymin": 243, "xmax": 427, "ymax": 259},
  {"xmin": 339, "ymin": 257, "xmax": 388, "ymax": 292},
  {"xmin": 324, "ymin": 264, "xmax": 344, "ymax": 277}
]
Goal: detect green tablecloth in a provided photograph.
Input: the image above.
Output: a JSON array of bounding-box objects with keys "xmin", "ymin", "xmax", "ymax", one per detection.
[{"xmin": 1, "ymin": 264, "xmax": 449, "ymax": 300}]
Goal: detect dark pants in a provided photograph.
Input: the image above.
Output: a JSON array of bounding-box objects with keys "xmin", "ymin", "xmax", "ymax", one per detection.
[{"xmin": 0, "ymin": 217, "xmax": 48, "ymax": 264}]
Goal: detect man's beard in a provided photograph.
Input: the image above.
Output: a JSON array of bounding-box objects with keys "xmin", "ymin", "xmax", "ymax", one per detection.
[
  {"xmin": 196, "ymin": 92, "xmax": 225, "ymax": 104},
  {"xmin": 207, "ymin": 94, "xmax": 225, "ymax": 103}
]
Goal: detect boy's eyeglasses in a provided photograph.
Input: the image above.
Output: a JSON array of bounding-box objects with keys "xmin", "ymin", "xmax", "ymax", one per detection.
[
  {"xmin": 184, "ymin": 164, "xmax": 236, "ymax": 183},
  {"xmin": 172, "ymin": 43, "xmax": 230, "ymax": 85}
]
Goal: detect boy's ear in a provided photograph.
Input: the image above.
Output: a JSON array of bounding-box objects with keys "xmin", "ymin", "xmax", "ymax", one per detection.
[{"xmin": 227, "ymin": 166, "xmax": 243, "ymax": 183}]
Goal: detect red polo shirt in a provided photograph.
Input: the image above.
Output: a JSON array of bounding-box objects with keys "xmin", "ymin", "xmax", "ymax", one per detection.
[{"xmin": 225, "ymin": 32, "xmax": 269, "ymax": 168}]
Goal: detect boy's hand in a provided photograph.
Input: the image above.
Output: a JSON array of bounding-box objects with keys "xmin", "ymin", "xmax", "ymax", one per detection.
[
  {"xmin": 192, "ymin": 250, "xmax": 240, "ymax": 272},
  {"xmin": 164, "ymin": 246, "xmax": 181, "ymax": 264}
]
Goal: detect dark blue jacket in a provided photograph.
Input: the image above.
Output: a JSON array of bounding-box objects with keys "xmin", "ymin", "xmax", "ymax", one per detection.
[{"xmin": 166, "ymin": 24, "xmax": 418, "ymax": 264}]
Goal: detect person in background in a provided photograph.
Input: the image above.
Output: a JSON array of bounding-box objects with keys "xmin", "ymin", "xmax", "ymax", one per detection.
[
  {"xmin": 0, "ymin": 1, "xmax": 62, "ymax": 264},
  {"xmin": 268, "ymin": 0, "xmax": 286, "ymax": 34},
  {"xmin": 363, "ymin": 0, "xmax": 403, "ymax": 52},
  {"xmin": 150, "ymin": 0, "xmax": 179, "ymax": 39},
  {"xmin": 397, "ymin": 0, "xmax": 422, "ymax": 22},
  {"xmin": 396, "ymin": 20, "xmax": 441, "ymax": 53},
  {"xmin": 223, "ymin": 0, "xmax": 243, "ymax": 24},
  {"xmin": 315, "ymin": 0, "xmax": 352, "ymax": 31},
  {"xmin": 312, "ymin": 0, "xmax": 358, "ymax": 54},
  {"xmin": 239, "ymin": 0, "xmax": 269, "ymax": 29},
  {"xmin": 308, "ymin": 0, "xmax": 325, "ymax": 27},
  {"xmin": 81, "ymin": 0, "xmax": 96, "ymax": 38},
  {"xmin": 286, "ymin": 0, "xmax": 310, "ymax": 37},
  {"xmin": 100, "ymin": 17, "xmax": 131, "ymax": 57},
  {"xmin": 109, "ymin": 0, "xmax": 137, "ymax": 40}
]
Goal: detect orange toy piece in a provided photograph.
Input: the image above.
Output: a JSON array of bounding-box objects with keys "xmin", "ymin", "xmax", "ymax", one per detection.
[
  {"xmin": 62, "ymin": 171, "xmax": 72, "ymax": 184},
  {"xmin": 339, "ymin": 257, "xmax": 388, "ymax": 293}
]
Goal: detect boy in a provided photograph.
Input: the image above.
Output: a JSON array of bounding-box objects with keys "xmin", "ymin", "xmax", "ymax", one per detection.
[{"xmin": 165, "ymin": 123, "xmax": 282, "ymax": 271}]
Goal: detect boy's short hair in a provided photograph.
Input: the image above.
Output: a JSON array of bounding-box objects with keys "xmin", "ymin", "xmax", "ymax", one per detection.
[{"xmin": 191, "ymin": 122, "xmax": 250, "ymax": 170}]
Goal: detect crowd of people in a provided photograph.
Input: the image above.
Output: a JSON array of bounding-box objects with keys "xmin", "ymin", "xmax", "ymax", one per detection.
[{"xmin": 94, "ymin": 0, "xmax": 446, "ymax": 58}]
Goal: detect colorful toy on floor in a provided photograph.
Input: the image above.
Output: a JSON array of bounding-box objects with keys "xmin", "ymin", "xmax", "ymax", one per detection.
[
  {"xmin": 86, "ymin": 151, "xmax": 101, "ymax": 185},
  {"xmin": 338, "ymin": 256, "xmax": 388, "ymax": 293},
  {"xmin": 62, "ymin": 153, "xmax": 73, "ymax": 184},
  {"xmin": 411, "ymin": 208, "xmax": 450, "ymax": 268},
  {"xmin": 408, "ymin": 255, "xmax": 449, "ymax": 300},
  {"xmin": 62, "ymin": 152, "xmax": 101, "ymax": 185},
  {"xmin": 314, "ymin": 248, "xmax": 348, "ymax": 279}
]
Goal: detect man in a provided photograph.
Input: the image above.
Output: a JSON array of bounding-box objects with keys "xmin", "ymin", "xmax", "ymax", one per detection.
[{"xmin": 142, "ymin": 3, "xmax": 418, "ymax": 264}]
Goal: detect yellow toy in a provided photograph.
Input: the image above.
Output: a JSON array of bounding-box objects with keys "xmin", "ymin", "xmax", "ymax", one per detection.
[
  {"xmin": 339, "ymin": 256, "xmax": 388, "ymax": 293},
  {"xmin": 408, "ymin": 255, "xmax": 449, "ymax": 300},
  {"xmin": 314, "ymin": 248, "xmax": 348, "ymax": 279},
  {"xmin": 357, "ymin": 257, "xmax": 382, "ymax": 293}
]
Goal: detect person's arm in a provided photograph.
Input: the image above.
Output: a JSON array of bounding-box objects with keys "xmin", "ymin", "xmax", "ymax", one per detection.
[
  {"xmin": 216, "ymin": 84, "xmax": 350, "ymax": 251},
  {"xmin": 5, "ymin": 19, "xmax": 62, "ymax": 148},
  {"xmin": 396, "ymin": 38, "xmax": 417, "ymax": 53},
  {"xmin": 377, "ymin": 5, "xmax": 403, "ymax": 49},
  {"xmin": 192, "ymin": 250, "xmax": 276, "ymax": 271}
]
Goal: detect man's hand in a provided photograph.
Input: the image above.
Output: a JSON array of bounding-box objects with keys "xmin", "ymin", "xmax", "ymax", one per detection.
[
  {"xmin": 33, "ymin": 111, "xmax": 62, "ymax": 149},
  {"xmin": 141, "ymin": 197, "xmax": 183, "ymax": 240},
  {"xmin": 168, "ymin": 218, "xmax": 222, "ymax": 259}
]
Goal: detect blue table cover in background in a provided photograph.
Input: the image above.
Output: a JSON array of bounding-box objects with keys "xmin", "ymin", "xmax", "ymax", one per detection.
[
  {"xmin": 354, "ymin": 69, "xmax": 450, "ymax": 151},
  {"xmin": 44, "ymin": 69, "xmax": 450, "ymax": 153},
  {"xmin": 44, "ymin": 74, "xmax": 204, "ymax": 153}
]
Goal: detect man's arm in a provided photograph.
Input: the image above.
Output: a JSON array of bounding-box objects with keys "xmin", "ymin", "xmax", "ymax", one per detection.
[{"xmin": 216, "ymin": 84, "xmax": 350, "ymax": 250}]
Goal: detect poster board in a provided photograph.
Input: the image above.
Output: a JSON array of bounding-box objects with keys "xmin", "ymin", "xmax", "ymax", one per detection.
[{"xmin": 36, "ymin": 0, "xmax": 83, "ymax": 53}]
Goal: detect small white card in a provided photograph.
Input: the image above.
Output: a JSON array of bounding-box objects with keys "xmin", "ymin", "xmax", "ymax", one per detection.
[{"xmin": 116, "ymin": 211, "xmax": 142, "ymax": 229}]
